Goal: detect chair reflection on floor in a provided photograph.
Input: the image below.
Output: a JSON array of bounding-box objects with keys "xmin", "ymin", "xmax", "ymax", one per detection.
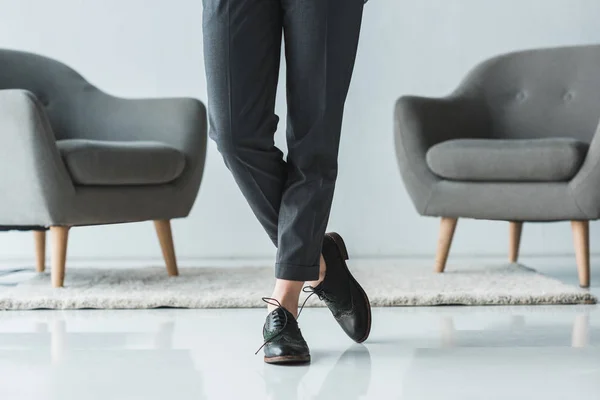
[
  {"xmin": 403, "ymin": 313, "xmax": 599, "ymax": 399},
  {"xmin": 12, "ymin": 318, "xmax": 207, "ymax": 400},
  {"xmin": 572, "ymin": 314, "xmax": 590, "ymax": 348},
  {"xmin": 438, "ymin": 313, "xmax": 592, "ymax": 348}
]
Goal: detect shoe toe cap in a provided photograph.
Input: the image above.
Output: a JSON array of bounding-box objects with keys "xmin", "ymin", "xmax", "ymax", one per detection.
[
  {"xmin": 337, "ymin": 305, "xmax": 371, "ymax": 343},
  {"xmin": 265, "ymin": 341, "xmax": 309, "ymax": 358}
]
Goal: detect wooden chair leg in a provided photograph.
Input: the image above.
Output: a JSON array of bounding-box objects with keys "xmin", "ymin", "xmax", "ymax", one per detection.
[
  {"xmin": 50, "ymin": 226, "xmax": 70, "ymax": 288},
  {"xmin": 571, "ymin": 220, "xmax": 590, "ymax": 288},
  {"xmin": 154, "ymin": 220, "xmax": 179, "ymax": 276},
  {"xmin": 435, "ymin": 217, "xmax": 458, "ymax": 273},
  {"xmin": 509, "ymin": 222, "xmax": 523, "ymax": 263},
  {"xmin": 34, "ymin": 230, "xmax": 46, "ymax": 273}
]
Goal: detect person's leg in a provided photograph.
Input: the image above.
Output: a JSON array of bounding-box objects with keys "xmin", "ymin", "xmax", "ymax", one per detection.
[
  {"xmin": 203, "ymin": 0, "xmax": 363, "ymax": 321},
  {"xmin": 269, "ymin": 0, "xmax": 365, "ymax": 315},
  {"xmin": 203, "ymin": 0, "xmax": 284, "ymax": 246},
  {"xmin": 278, "ymin": 0, "xmax": 364, "ymax": 283},
  {"xmin": 203, "ymin": 0, "xmax": 309, "ymax": 316}
]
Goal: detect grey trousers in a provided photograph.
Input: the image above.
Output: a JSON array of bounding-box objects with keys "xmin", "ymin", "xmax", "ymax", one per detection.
[{"xmin": 203, "ymin": 0, "xmax": 364, "ymax": 281}]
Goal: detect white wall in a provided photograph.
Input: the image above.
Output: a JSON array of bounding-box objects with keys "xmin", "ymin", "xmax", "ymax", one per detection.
[{"xmin": 1, "ymin": 0, "xmax": 600, "ymax": 264}]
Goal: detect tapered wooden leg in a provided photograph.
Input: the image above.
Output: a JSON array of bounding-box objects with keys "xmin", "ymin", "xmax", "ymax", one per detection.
[
  {"xmin": 50, "ymin": 226, "xmax": 70, "ymax": 288},
  {"xmin": 509, "ymin": 222, "xmax": 523, "ymax": 263},
  {"xmin": 435, "ymin": 217, "xmax": 458, "ymax": 273},
  {"xmin": 571, "ymin": 220, "xmax": 590, "ymax": 288},
  {"xmin": 34, "ymin": 230, "xmax": 46, "ymax": 273},
  {"xmin": 154, "ymin": 220, "xmax": 179, "ymax": 276}
]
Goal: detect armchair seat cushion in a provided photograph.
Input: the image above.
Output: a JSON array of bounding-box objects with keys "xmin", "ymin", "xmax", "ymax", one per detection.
[
  {"xmin": 426, "ymin": 138, "xmax": 588, "ymax": 182},
  {"xmin": 57, "ymin": 139, "xmax": 186, "ymax": 186}
]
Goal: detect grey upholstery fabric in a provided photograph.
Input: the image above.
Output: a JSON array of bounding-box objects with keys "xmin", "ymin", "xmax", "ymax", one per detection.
[
  {"xmin": 57, "ymin": 139, "xmax": 186, "ymax": 186},
  {"xmin": 0, "ymin": 50, "xmax": 207, "ymax": 227},
  {"xmin": 395, "ymin": 44, "xmax": 600, "ymax": 221},
  {"xmin": 426, "ymin": 138, "xmax": 588, "ymax": 182}
]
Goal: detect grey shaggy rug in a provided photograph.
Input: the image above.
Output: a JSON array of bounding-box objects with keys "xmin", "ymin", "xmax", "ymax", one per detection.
[{"xmin": 0, "ymin": 264, "xmax": 595, "ymax": 310}]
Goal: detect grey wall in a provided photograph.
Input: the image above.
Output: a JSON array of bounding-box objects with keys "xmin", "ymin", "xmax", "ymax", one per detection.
[{"xmin": 1, "ymin": 0, "xmax": 600, "ymax": 263}]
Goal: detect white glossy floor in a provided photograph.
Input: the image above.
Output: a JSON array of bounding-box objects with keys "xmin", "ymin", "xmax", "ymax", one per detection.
[{"xmin": 0, "ymin": 266, "xmax": 598, "ymax": 400}]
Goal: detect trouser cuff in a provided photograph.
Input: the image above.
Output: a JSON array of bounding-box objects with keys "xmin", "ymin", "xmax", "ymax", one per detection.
[{"xmin": 275, "ymin": 263, "xmax": 320, "ymax": 282}]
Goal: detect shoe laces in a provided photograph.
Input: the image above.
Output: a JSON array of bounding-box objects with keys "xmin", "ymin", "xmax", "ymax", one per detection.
[
  {"xmin": 298, "ymin": 286, "xmax": 336, "ymax": 318},
  {"xmin": 270, "ymin": 307, "xmax": 287, "ymax": 331},
  {"xmin": 255, "ymin": 297, "xmax": 291, "ymax": 355},
  {"xmin": 256, "ymin": 287, "xmax": 338, "ymax": 355},
  {"xmin": 255, "ymin": 291, "xmax": 323, "ymax": 356}
]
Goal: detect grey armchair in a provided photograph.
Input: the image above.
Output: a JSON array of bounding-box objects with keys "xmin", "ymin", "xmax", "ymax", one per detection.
[
  {"xmin": 395, "ymin": 44, "xmax": 600, "ymax": 288},
  {"xmin": 0, "ymin": 49, "xmax": 207, "ymax": 287}
]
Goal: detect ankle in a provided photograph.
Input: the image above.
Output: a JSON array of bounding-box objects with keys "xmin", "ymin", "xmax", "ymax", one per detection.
[
  {"xmin": 307, "ymin": 254, "xmax": 327, "ymax": 288},
  {"xmin": 267, "ymin": 299, "xmax": 299, "ymax": 319},
  {"xmin": 267, "ymin": 294, "xmax": 300, "ymax": 318},
  {"xmin": 268, "ymin": 279, "xmax": 304, "ymax": 318}
]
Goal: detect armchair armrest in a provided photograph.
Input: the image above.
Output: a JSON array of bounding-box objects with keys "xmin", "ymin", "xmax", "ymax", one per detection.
[
  {"xmin": 394, "ymin": 95, "xmax": 490, "ymax": 213},
  {"xmin": 570, "ymin": 120, "xmax": 600, "ymax": 218},
  {"xmin": 0, "ymin": 89, "xmax": 75, "ymax": 225}
]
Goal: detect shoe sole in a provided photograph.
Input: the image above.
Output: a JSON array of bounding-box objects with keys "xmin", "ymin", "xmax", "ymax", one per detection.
[
  {"xmin": 264, "ymin": 355, "xmax": 311, "ymax": 365},
  {"xmin": 326, "ymin": 232, "xmax": 372, "ymax": 344}
]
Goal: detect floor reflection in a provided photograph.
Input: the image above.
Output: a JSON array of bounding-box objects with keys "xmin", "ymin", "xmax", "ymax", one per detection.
[
  {"xmin": 438, "ymin": 313, "xmax": 594, "ymax": 348},
  {"xmin": 0, "ymin": 317, "xmax": 207, "ymax": 400},
  {"xmin": 401, "ymin": 313, "xmax": 599, "ymax": 399},
  {"xmin": 0, "ymin": 306, "xmax": 598, "ymax": 399},
  {"xmin": 314, "ymin": 345, "xmax": 371, "ymax": 399},
  {"xmin": 262, "ymin": 344, "xmax": 372, "ymax": 400}
]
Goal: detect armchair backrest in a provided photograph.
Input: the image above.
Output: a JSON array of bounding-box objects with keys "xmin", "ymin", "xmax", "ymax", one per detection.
[
  {"xmin": 458, "ymin": 44, "xmax": 600, "ymax": 143},
  {"xmin": 0, "ymin": 49, "xmax": 97, "ymax": 140}
]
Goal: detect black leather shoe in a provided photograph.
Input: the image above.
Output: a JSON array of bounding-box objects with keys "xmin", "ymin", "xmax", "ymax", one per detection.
[
  {"xmin": 306, "ymin": 233, "xmax": 372, "ymax": 343},
  {"xmin": 259, "ymin": 301, "xmax": 311, "ymax": 365}
]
